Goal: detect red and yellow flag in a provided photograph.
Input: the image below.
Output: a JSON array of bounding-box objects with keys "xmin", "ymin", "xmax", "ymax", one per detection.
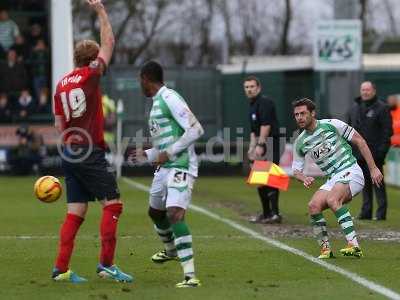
[{"xmin": 247, "ymin": 160, "xmax": 289, "ymax": 191}]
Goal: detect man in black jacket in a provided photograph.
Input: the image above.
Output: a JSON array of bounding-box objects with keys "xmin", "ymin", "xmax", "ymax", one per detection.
[
  {"xmin": 348, "ymin": 81, "xmax": 393, "ymax": 220},
  {"xmin": 244, "ymin": 76, "xmax": 283, "ymax": 224}
]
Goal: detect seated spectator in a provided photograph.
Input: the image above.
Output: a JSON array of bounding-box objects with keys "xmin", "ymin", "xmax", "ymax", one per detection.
[
  {"xmin": 36, "ymin": 87, "xmax": 50, "ymax": 114},
  {"xmin": 387, "ymin": 94, "xmax": 400, "ymax": 147},
  {"xmin": 15, "ymin": 89, "xmax": 34, "ymax": 120},
  {"xmin": 8, "ymin": 124, "xmax": 43, "ymax": 175},
  {"xmin": 0, "ymin": 7, "xmax": 20, "ymax": 51},
  {"xmin": 0, "ymin": 49, "xmax": 28, "ymax": 93},
  {"xmin": 0, "ymin": 93, "xmax": 12, "ymax": 123},
  {"xmin": 26, "ymin": 22, "xmax": 45, "ymax": 50},
  {"xmin": 29, "ymin": 39, "xmax": 49, "ymax": 100},
  {"xmin": 11, "ymin": 35, "xmax": 30, "ymax": 62}
]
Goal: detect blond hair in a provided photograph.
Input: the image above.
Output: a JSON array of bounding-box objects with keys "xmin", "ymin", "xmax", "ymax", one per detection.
[{"xmin": 73, "ymin": 40, "xmax": 100, "ymax": 67}]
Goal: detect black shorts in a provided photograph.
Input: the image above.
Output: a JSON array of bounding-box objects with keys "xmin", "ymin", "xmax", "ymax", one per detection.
[{"xmin": 61, "ymin": 146, "xmax": 120, "ymax": 203}]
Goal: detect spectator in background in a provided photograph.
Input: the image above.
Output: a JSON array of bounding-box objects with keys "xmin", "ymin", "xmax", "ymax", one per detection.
[
  {"xmin": 0, "ymin": 93, "xmax": 12, "ymax": 123},
  {"xmin": 0, "ymin": 8, "xmax": 20, "ymax": 52},
  {"xmin": 26, "ymin": 23, "xmax": 45, "ymax": 50},
  {"xmin": 29, "ymin": 39, "xmax": 49, "ymax": 100},
  {"xmin": 15, "ymin": 89, "xmax": 34, "ymax": 120},
  {"xmin": 348, "ymin": 81, "xmax": 393, "ymax": 221},
  {"xmin": 36, "ymin": 87, "xmax": 50, "ymax": 114},
  {"xmin": 12, "ymin": 35, "xmax": 30, "ymax": 62},
  {"xmin": 0, "ymin": 49, "xmax": 28, "ymax": 93},
  {"xmin": 8, "ymin": 124, "xmax": 43, "ymax": 175},
  {"xmin": 387, "ymin": 94, "xmax": 400, "ymax": 147}
]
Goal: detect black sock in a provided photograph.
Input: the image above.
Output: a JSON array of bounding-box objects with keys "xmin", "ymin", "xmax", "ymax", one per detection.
[
  {"xmin": 257, "ymin": 186, "xmax": 271, "ymax": 217},
  {"xmin": 268, "ymin": 188, "xmax": 280, "ymax": 215}
]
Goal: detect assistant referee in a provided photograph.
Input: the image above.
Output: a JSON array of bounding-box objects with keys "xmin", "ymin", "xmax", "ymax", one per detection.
[{"xmin": 244, "ymin": 75, "xmax": 283, "ymax": 224}]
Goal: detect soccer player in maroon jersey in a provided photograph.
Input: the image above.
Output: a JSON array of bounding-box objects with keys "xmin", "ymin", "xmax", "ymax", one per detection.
[{"xmin": 51, "ymin": 0, "xmax": 132, "ymax": 283}]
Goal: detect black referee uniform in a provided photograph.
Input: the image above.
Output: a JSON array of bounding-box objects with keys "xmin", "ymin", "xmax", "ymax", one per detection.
[{"xmin": 249, "ymin": 93, "xmax": 282, "ymax": 222}]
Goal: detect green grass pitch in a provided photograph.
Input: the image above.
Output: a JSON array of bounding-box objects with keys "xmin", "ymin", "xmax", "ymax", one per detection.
[{"xmin": 1, "ymin": 176, "xmax": 400, "ymax": 299}]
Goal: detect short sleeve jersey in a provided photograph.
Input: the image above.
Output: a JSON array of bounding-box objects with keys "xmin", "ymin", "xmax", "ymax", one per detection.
[
  {"xmin": 292, "ymin": 119, "xmax": 356, "ymax": 176},
  {"xmin": 53, "ymin": 57, "xmax": 106, "ymax": 149},
  {"xmin": 249, "ymin": 95, "xmax": 279, "ymax": 137}
]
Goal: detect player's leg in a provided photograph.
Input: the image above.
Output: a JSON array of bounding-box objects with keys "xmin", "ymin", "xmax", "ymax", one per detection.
[
  {"xmin": 73, "ymin": 147, "xmax": 132, "ymax": 282},
  {"xmin": 148, "ymin": 168, "xmax": 178, "ymax": 262},
  {"xmin": 327, "ymin": 183, "xmax": 363, "ymax": 258},
  {"xmin": 52, "ymin": 164, "xmax": 90, "ymax": 283},
  {"xmin": 149, "ymin": 206, "xmax": 178, "ymax": 262},
  {"xmin": 167, "ymin": 206, "xmax": 200, "ymax": 288},
  {"xmin": 54, "ymin": 203, "xmax": 88, "ymax": 273},
  {"xmin": 96, "ymin": 198, "xmax": 132, "ymax": 282},
  {"xmin": 308, "ymin": 190, "xmax": 332, "ymax": 258},
  {"xmin": 99, "ymin": 198, "xmax": 123, "ymax": 268},
  {"xmin": 166, "ymin": 170, "xmax": 200, "ymax": 287}
]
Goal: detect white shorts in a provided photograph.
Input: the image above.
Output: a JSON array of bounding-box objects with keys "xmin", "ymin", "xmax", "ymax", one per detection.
[
  {"xmin": 149, "ymin": 167, "xmax": 195, "ymax": 211},
  {"xmin": 319, "ymin": 163, "xmax": 365, "ymax": 197}
]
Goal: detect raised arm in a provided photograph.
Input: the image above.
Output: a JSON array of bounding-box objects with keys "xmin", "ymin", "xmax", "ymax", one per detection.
[{"xmin": 87, "ymin": 0, "xmax": 115, "ymax": 67}]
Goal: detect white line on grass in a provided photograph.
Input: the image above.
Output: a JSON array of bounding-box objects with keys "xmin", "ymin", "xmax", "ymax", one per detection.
[
  {"xmin": 0, "ymin": 235, "xmax": 247, "ymax": 240},
  {"xmin": 122, "ymin": 177, "xmax": 400, "ymax": 300}
]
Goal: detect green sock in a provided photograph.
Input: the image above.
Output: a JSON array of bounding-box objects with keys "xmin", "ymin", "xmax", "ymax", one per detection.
[
  {"xmin": 335, "ymin": 206, "xmax": 359, "ymax": 247},
  {"xmin": 171, "ymin": 221, "xmax": 195, "ymax": 278},
  {"xmin": 154, "ymin": 217, "xmax": 176, "ymax": 254},
  {"xmin": 311, "ymin": 213, "xmax": 331, "ymax": 250}
]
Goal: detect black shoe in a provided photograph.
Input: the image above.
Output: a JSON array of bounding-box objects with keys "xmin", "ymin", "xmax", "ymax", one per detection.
[
  {"xmin": 263, "ymin": 214, "xmax": 282, "ymax": 224},
  {"xmin": 249, "ymin": 213, "xmax": 268, "ymax": 224}
]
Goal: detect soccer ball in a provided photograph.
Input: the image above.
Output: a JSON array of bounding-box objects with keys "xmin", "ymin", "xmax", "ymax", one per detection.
[{"xmin": 34, "ymin": 176, "xmax": 62, "ymax": 203}]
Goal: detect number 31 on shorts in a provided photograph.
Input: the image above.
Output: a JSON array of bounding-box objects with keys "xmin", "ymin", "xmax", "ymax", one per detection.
[{"xmin": 167, "ymin": 170, "xmax": 189, "ymax": 192}]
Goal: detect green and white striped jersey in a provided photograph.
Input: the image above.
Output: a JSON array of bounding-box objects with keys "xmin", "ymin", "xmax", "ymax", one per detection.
[
  {"xmin": 292, "ymin": 119, "xmax": 356, "ymax": 177},
  {"xmin": 149, "ymin": 86, "xmax": 199, "ymax": 176}
]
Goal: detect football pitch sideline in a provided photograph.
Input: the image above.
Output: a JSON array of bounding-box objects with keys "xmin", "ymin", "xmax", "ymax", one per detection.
[{"xmin": 1, "ymin": 176, "xmax": 400, "ymax": 299}]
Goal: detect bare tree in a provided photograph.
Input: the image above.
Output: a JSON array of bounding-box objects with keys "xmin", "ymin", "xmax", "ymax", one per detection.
[
  {"xmin": 73, "ymin": 0, "xmax": 179, "ymax": 65},
  {"xmin": 237, "ymin": 1, "xmax": 259, "ymax": 55},
  {"xmin": 70, "ymin": 0, "xmax": 352, "ymax": 65},
  {"xmin": 359, "ymin": 0, "xmax": 369, "ymax": 37},
  {"xmin": 217, "ymin": 0, "xmax": 235, "ymax": 61},
  {"xmin": 165, "ymin": 38, "xmax": 190, "ymax": 65},
  {"xmin": 234, "ymin": 0, "xmax": 284, "ymax": 56},
  {"xmin": 162, "ymin": 0, "xmax": 220, "ymax": 66},
  {"xmin": 382, "ymin": 0, "xmax": 398, "ymax": 36},
  {"xmin": 278, "ymin": 0, "xmax": 292, "ymax": 55},
  {"xmin": 197, "ymin": 0, "xmax": 215, "ymax": 65},
  {"xmin": 126, "ymin": 0, "xmax": 169, "ymax": 64}
]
